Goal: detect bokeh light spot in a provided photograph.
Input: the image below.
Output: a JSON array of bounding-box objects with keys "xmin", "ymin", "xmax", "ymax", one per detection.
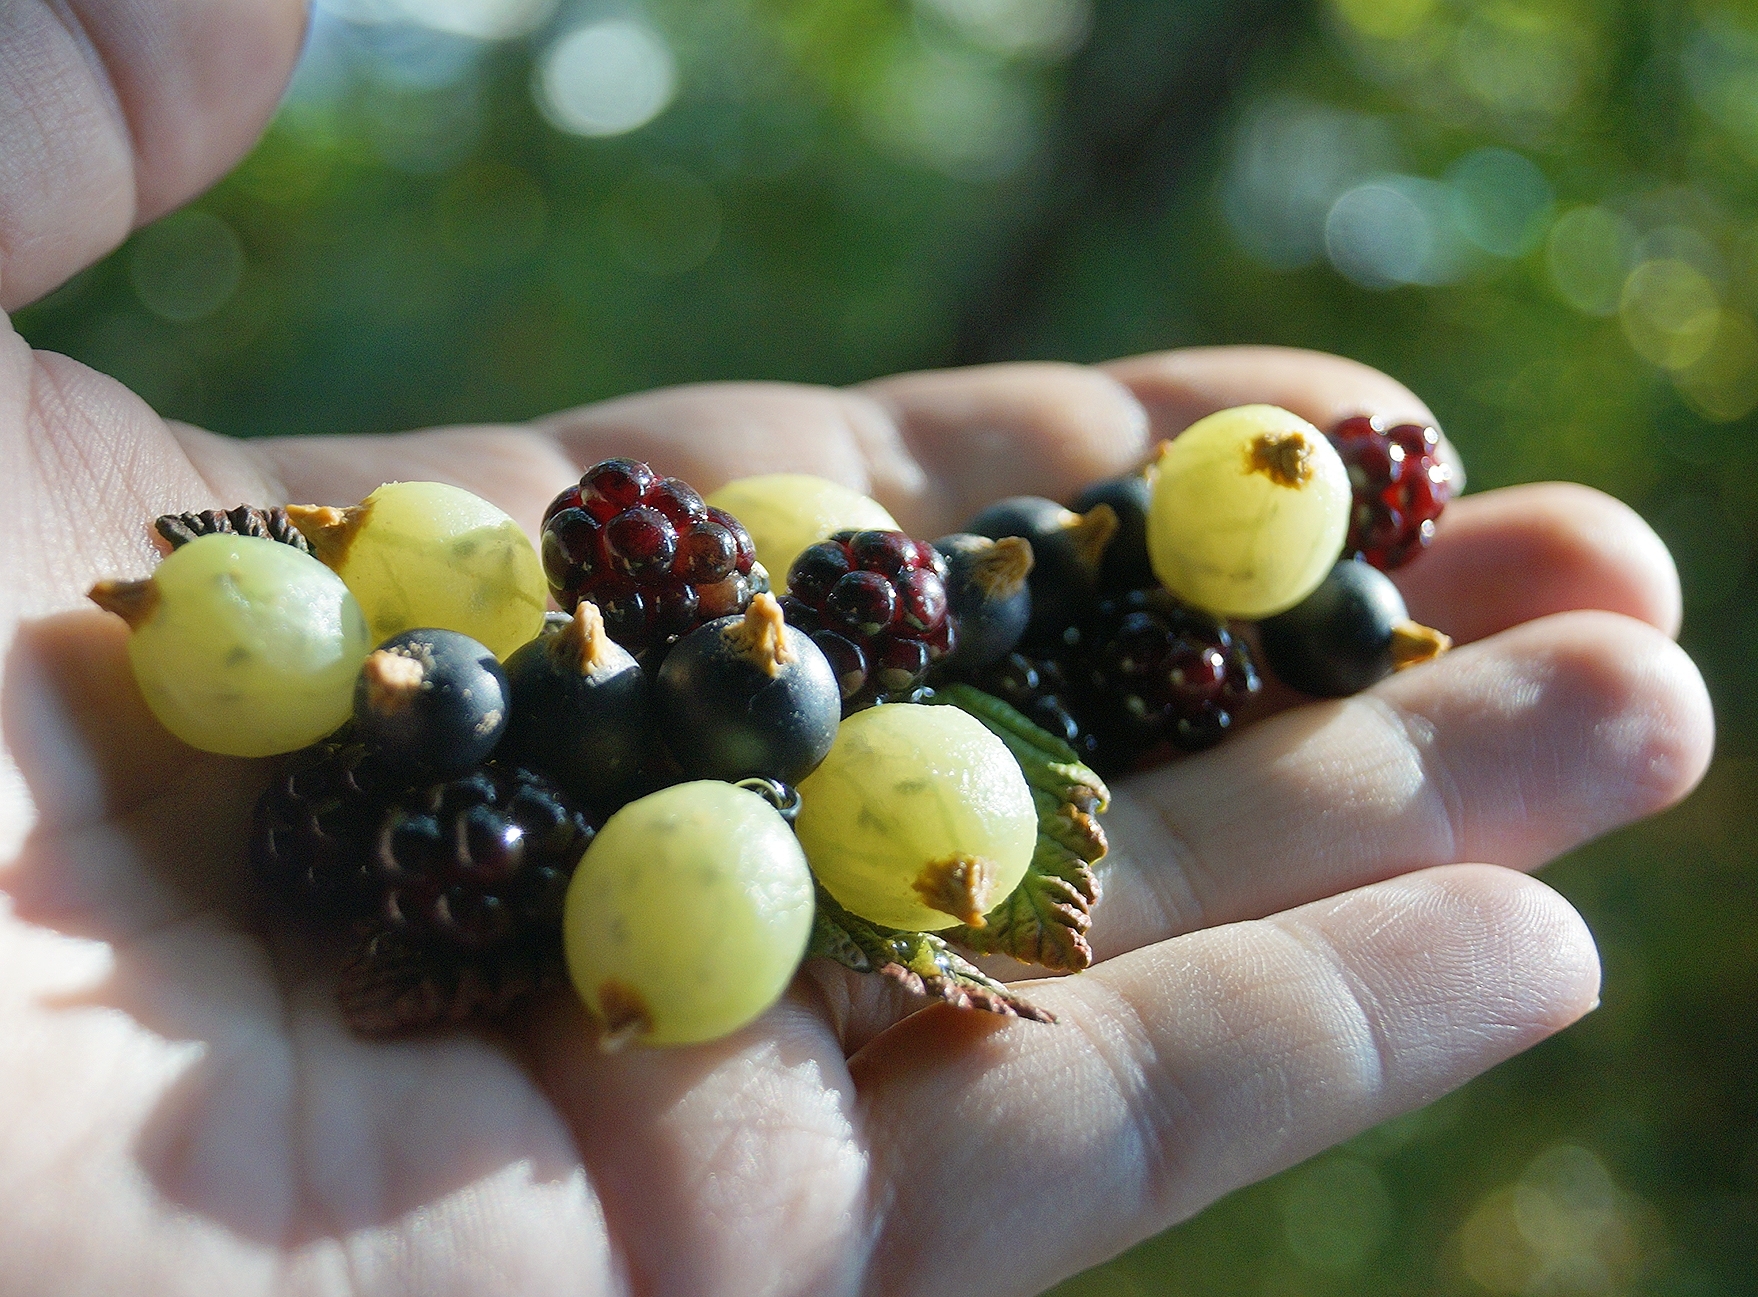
[
  {"xmin": 603, "ymin": 169, "xmax": 723, "ymax": 277},
  {"xmin": 1280, "ymin": 1156, "xmax": 1392, "ymax": 1273},
  {"xmin": 319, "ymin": 0, "xmax": 558, "ymax": 41},
  {"xmin": 863, "ymin": 47, "xmax": 1039, "ymax": 180},
  {"xmin": 128, "ymin": 210, "xmax": 245, "ymax": 323},
  {"xmin": 1620, "ymin": 258, "xmax": 1720, "ymax": 370},
  {"xmin": 1447, "ymin": 147, "xmax": 1554, "ymax": 257},
  {"xmin": 1326, "ymin": 176, "xmax": 1470, "ymax": 288},
  {"xmin": 1546, "ymin": 206, "xmax": 1635, "ymax": 315},
  {"xmin": 537, "ymin": 21, "xmax": 678, "ymax": 138},
  {"xmin": 1223, "ymin": 99, "xmax": 1398, "ymax": 269},
  {"xmin": 1455, "ymin": 1146, "xmax": 1650, "ymax": 1296},
  {"xmin": 1451, "ymin": 6, "xmax": 1583, "ymax": 119},
  {"xmin": 1674, "ymin": 309, "xmax": 1758, "ymax": 421},
  {"xmin": 915, "ymin": 0, "xmax": 1093, "ymax": 60},
  {"xmin": 1330, "ymin": 0, "xmax": 1437, "ymax": 42}
]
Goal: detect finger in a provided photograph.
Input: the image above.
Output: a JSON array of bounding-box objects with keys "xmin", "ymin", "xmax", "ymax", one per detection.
[
  {"xmin": 0, "ymin": 0, "xmax": 306, "ymax": 309},
  {"xmin": 1397, "ymin": 483, "xmax": 1682, "ymax": 640},
  {"xmin": 229, "ymin": 367, "xmax": 1152, "ymax": 541},
  {"xmin": 518, "ymin": 988, "xmax": 873, "ymax": 1297},
  {"xmin": 1090, "ymin": 610, "xmax": 1712, "ymax": 958},
  {"xmin": 855, "ymin": 864, "xmax": 1601, "ymax": 1297}
]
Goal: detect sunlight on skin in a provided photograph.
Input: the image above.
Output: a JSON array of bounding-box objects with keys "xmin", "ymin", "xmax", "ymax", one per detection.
[{"xmin": 0, "ymin": 1, "xmax": 1717, "ymax": 1294}]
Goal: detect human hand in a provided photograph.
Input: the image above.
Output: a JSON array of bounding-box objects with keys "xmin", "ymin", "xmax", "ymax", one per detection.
[{"xmin": 0, "ymin": 4, "xmax": 1714, "ymax": 1295}]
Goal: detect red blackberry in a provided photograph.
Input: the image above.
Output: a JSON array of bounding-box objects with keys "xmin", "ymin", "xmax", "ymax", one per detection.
[
  {"xmin": 541, "ymin": 458, "xmax": 762, "ymax": 652},
  {"xmin": 1329, "ymin": 416, "xmax": 1455, "ymax": 569},
  {"xmin": 780, "ymin": 529, "xmax": 955, "ymax": 709}
]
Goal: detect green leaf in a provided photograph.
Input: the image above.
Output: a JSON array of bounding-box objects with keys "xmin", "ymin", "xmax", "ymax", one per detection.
[
  {"xmin": 808, "ymin": 888, "xmax": 1056, "ymax": 1023},
  {"xmin": 926, "ymin": 685, "xmax": 1110, "ymax": 972}
]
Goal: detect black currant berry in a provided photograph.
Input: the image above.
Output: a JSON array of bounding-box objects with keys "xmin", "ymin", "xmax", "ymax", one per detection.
[
  {"xmin": 1068, "ymin": 474, "xmax": 1155, "ymax": 593},
  {"xmin": 962, "ymin": 496, "xmax": 1117, "ymax": 642},
  {"xmin": 656, "ymin": 592, "xmax": 841, "ymax": 784},
  {"xmin": 354, "ymin": 629, "xmax": 509, "ymax": 777},
  {"xmin": 1258, "ymin": 560, "xmax": 1451, "ymax": 697},
  {"xmin": 931, "ymin": 533, "xmax": 1034, "ymax": 673},
  {"xmin": 501, "ymin": 602, "xmax": 652, "ymax": 815}
]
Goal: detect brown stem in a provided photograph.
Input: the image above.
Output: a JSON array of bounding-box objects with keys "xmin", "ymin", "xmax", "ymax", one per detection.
[
  {"xmin": 913, "ymin": 854, "xmax": 999, "ymax": 928},
  {"xmin": 721, "ymin": 593, "xmax": 793, "ymax": 676},
  {"xmin": 1390, "ymin": 621, "xmax": 1452, "ymax": 669},
  {"xmin": 88, "ymin": 578, "xmax": 160, "ymax": 629},
  {"xmin": 554, "ymin": 601, "xmax": 621, "ymax": 676},
  {"xmin": 967, "ymin": 536, "xmax": 1035, "ymax": 600},
  {"xmin": 1247, "ymin": 431, "xmax": 1316, "ymax": 487},
  {"xmin": 284, "ymin": 502, "xmax": 369, "ymax": 567},
  {"xmin": 1062, "ymin": 503, "xmax": 1119, "ymax": 576}
]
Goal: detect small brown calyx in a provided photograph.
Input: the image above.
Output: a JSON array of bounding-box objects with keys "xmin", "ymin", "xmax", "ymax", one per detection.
[
  {"xmin": 721, "ymin": 592, "xmax": 793, "ymax": 676},
  {"xmin": 554, "ymin": 601, "xmax": 621, "ymax": 677},
  {"xmin": 88, "ymin": 578, "xmax": 161, "ymax": 629},
  {"xmin": 283, "ymin": 501, "xmax": 371, "ymax": 567},
  {"xmin": 1246, "ymin": 431, "xmax": 1316, "ymax": 487},
  {"xmin": 595, "ymin": 979, "xmax": 654, "ymax": 1053},
  {"xmin": 1390, "ymin": 621, "xmax": 1452, "ymax": 670},
  {"xmin": 913, "ymin": 853, "xmax": 999, "ymax": 928},
  {"xmin": 968, "ymin": 536, "xmax": 1035, "ymax": 600},
  {"xmin": 361, "ymin": 648, "xmax": 428, "ymax": 713},
  {"xmin": 1061, "ymin": 503, "xmax": 1119, "ymax": 576}
]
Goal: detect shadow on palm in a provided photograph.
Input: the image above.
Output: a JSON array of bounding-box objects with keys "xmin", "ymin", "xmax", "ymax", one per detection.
[{"xmin": 2, "ymin": 609, "xmax": 596, "ymax": 1245}]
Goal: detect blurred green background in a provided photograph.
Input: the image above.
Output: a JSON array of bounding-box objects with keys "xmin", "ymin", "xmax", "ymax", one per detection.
[{"xmin": 16, "ymin": 0, "xmax": 1758, "ymax": 1291}]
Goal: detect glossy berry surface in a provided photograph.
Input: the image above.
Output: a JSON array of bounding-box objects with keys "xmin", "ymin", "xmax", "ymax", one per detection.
[
  {"xmin": 542, "ymin": 458, "xmax": 760, "ymax": 652},
  {"xmin": 354, "ymin": 629, "xmax": 510, "ymax": 778},
  {"xmin": 374, "ymin": 763, "xmax": 594, "ymax": 952},
  {"xmin": 1068, "ymin": 475, "xmax": 1155, "ymax": 593},
  {"xmin": 500, "ymin": 603, "xmax": 652, "ymax": 815},
  {"xmin": 931, "ymin": 533, "xmax": 1033, "ymax": 674},
  {"xmin": 251, "ymin": 736, "xmax": 397, "ymax": 920},
  {"xmin": 974, "ymin": 590, "xmax": 1261, "ymax": 773},
  {"xmin": 1260, "ymin": 559, "xmax": 1449, "ymax": 696},
  {"xmin": 963, "ymin": 495, "xmax": 1116, "ymax": 643},
  {"xmin": 656, "ymin": 594, "xmax": 841, "ymax": 784},
  {"xmin": 564, "ymin": 781, "xmax": 814, "ymax": 1048},
  {"xmin": 781, "ymin": 529, "xmax": 954, "ymax": 708},
  {"xmin": 1329, "ymin": 415, "xmax": 1454, "ymax": 569}
]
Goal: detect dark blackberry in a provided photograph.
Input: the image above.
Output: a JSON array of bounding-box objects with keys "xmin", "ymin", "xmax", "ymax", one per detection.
[
  {"xmin": 1329, "ymin": 416, "xmax": 1455, "ymax": 569},
  {"xmin": 155, "ymin": 504, "xmax": 313, "ymax": 554},
  {"xmin": 962, "ymin": 496, "xmax": 1118, "ymax": 642},
  {"xmin": 781, "ymin": 529, "xmax": 955, "ymax": 709},
  {"xmin": 1068, "ymin": 474, "xmax": 1155, "ymax": 593},
  {"xmin": 656, "ymin": 593, "xmax": 841, "ymax": 784},
  {"xmin": 1259, "ymin": 559, "xmax": 1451, "ymax": 697},
  {"xmin": 354, "ymin": 629, "xmax": 510, "ymax": 778},
  {"xmin": 501, "ymin": 602, "xmax": 652, "ymax": 816},
  {"xmin": 975, "ymin": 650, "xmax": 1101, "ymax": 766},
  {"xmin": 541, "ymin": 458, "xmax": 763, "ymax": 652},
  {"xmin": 1075, "ymin": 589, "xmax": 1261, "ymax": 756},
  {"xmin": 931, "ymin": 533, "xmax": 1034, "ymax": 674},
  {"xmin": 371, "ymin": 764, "xmax": 594, "ymax": 953},
  {"xmin": 250, "ymin": 736, "xmax": 396, "ymax": 922}
]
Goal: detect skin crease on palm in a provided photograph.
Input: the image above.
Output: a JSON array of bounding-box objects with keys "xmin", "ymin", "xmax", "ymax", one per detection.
[{"xmin": 0, "ymin": 3, "xmax": 1718, "ymax": 1296}]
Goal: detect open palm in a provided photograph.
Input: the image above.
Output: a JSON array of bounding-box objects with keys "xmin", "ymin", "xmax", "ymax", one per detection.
[{"xmin": 0, "ymin": 6, "xmax": 1714, "ymax": 1296}]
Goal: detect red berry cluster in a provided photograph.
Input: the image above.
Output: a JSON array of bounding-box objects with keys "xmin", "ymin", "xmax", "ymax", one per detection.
[
  {"xmin": 1329, "ymin": 416, "xmax": 1454, "ymax": 569},
  {"xmin": 781, "ymin": 529, "xmax": 955, "ymax": 707},
  {"xmin": 541, "ymin": 458, "xmax": 760, "ymax": 651}
]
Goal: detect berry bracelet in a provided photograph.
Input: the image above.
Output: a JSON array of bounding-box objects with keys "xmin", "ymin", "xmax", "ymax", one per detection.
[{"xmin": 89, "ymin": 404, "xmax": 1454, "ymax": 1047}]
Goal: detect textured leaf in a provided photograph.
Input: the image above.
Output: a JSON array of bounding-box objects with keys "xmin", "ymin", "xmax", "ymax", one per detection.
[
  {"xmin": 926, "ymin": 685, "xmax": 1110, "ymax": 971},
  {"xmin": 808, "ymin": 888, "xmax": 1056, "ymax": 1023}
]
